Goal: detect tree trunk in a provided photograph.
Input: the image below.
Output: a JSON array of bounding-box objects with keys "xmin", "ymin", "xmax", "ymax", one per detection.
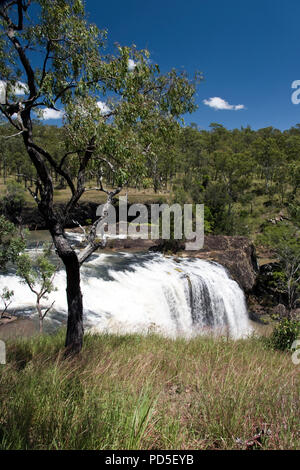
[
  {"xmin": 36, "ymin": 301, "xmax": 43, "ymax": 333},
  {"xmin": 64, "ymin": 256, "xmax": 84, "ymax": 355},
  {"xmin": 23, "ymin": 134, "xmax": 84, "ymax": 354},
  {"xmin": 49, "ymin": 227, "xmax": 84, "ymax": 355}
]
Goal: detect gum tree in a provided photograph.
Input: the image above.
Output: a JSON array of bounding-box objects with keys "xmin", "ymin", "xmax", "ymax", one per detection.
[
  {"xmin": 17, "ymin": 245, "xmax": 57, "ymax": 332},
  {"xmin": 0, "ymin": 0, "xmax": 198, "ymax": 354},
  {"xmin": 0, "ymin": 215, "xmax": 25, "ymax": 317},
  {"xmin": 259, "ymin": 224, "xmax": 300, "ymax": 316}
]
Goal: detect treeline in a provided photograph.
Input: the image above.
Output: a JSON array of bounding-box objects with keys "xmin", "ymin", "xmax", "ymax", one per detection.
[
  {"xmin": 0, "ymin": 121, "xmax": 299, "ymax": 235},
  {"xmin": 172, "ymin": 123, "xmax": 300, "ymax": 234},
  {"xmin": 0, "ymin": 122, "xmax": 65, "ymax": 187}
]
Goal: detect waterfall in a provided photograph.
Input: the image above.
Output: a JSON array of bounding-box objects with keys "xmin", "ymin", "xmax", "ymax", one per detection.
[{"xmin": 0, "ymin": 250, "xmax": 252, "ymax": 339}]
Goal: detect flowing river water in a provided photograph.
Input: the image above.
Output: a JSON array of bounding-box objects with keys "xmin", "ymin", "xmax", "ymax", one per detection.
[{"xmin": 0, "ymin": 231, "xmax": 253, "ymax": 339}]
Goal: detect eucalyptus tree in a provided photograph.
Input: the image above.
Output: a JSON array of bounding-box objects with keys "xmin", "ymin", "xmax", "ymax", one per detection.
[
  {"xmin": 17, "ymin": 245, "xmax": 57, "ymax": 332},
  {"xmin": 252, "ymin": 136, "xmax": 283, "ymax": 193},
  {"xmin": 0, "ymin": 215, "xmax": 25, "ymax": 317},
  {"xmin": 0, "ymin": 0, "xmax": 198, "ymax": 353},
  {"xmin": 259, "ymin": 224, "xmax": 300, "ymax": 315}
]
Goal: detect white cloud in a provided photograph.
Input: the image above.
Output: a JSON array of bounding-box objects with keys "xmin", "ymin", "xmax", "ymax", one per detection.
[
  {"xmin": 38, "ymin": 101, "xmax": 110, "ymax": 120},
  {"xmin": 203, "ymin": 97, "xmax": 245, "ymax": 111},
  {"xmin": 0, "ymin": 80, "xmax": 28, "ymax": 104},
  {"xmin": 234, "ymin": 104, "xmax": 245, "ymax": 110},
  {"xmin": 14, "ymin": 81, "xmax": 29, "ymax": 95},
  {"xmin": 97, "ymin": 101, "xmax": 111, "ymax": 115},
  {"xmin": 38, "ymin": 108, "xmax": 64, "ymax": 120},
  {"xmin": 128, "ymin": 59, "xmax": 137, "ymax": 71}
]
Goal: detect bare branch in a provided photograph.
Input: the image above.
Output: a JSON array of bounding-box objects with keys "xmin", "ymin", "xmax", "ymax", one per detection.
[
  {"xmin": 27, "ymin": 183, "xmax": 41, "ymax": 204},
  {"xmin": 29, "ymin": 141, "xmax": 76, "ymax": 195},
  {"xmin": 58, "ymin": 150, "xmax": 79, "ymax": 170},
  {"xmin": 39, "ymin": 40, "xmax": 51, "ymax": 89},
  {"xmin": 0, "ymin": 104, "xmax": 22, "ymax": 130},
  {"xmin": 42, "ymin": 301, "xmax": 55, "ymax": 319},
  {"xmin": 1, "ymin": 129, "xmax": 24, "ymax": 138},
  {"xmin": 94, "ymin": 155, "xmax": 116, "ymax": 173},
  {"xmin": 78, "ymin": 185, "xmax": 122, "ymax": 265},
  {"xmin": 72, "ymin": 219, "xmax": 87, "ymax": 238}
]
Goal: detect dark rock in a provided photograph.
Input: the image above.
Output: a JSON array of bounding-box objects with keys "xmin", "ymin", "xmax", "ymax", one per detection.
[
  {"xmin": 150, "ymin": 238, "xmax": 186, "ymax": 254},
  {"xmin": 185, "ymin": 235, "xmax": 259, "ymax": 293},
  {"xmin": 291, "ymin": 308, "xmax": 300, "ymax": 320},
  {"xmin": 106, "ymin": 238, "xmax": 157, "ymax": 251},
  {"xmin": 272, "ymin": 303, "xmax": 288, "ymax": 318},
  {"xmin": 247, "ymin": 295, "xmax": 269, "ymax": 323},
  {"xmin": 248, "ymin": 309, "xmax": 267, "ymax": 324}
]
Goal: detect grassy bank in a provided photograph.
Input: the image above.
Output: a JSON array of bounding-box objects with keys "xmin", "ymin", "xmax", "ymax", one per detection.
[{"xmin": 0, "ymin": 330, "xmax": 299, "ymax": 450}]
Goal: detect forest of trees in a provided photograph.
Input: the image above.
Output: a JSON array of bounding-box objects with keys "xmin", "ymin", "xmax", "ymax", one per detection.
[{"xmin": 1, "ymin": 120, "xmax": 299, "ymax": 237}]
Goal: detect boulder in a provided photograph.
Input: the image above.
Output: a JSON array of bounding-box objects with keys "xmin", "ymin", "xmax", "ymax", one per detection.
[
  {"xmin": 272, "ymin": 303, "xmax": 288, "ymax": 318},
  {"xmin": 185, "ymin": 235, "xmax": 259, "ymax": 293},
  {"xmin": 291, "ymin": 308, "xmax": 300, "ymax": 320}
]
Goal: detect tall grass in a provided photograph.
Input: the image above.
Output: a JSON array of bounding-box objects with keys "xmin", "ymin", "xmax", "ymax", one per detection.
[{"xmin": 0, "ymin": 329, "xmax": 299, "ymax": 450}]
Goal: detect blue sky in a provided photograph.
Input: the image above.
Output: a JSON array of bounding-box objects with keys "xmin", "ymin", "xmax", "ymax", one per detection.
[{"xmin": 83, "ymin": 0, "xmax": 300, "ymax": 131}]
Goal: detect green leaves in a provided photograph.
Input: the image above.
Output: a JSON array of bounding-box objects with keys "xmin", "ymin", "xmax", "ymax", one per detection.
[
  {"xmin": 17, "ymin": 245, "xmax": 57, "ymax": 297},
  {"xmin": 0, "ymin": 215, "xmax": 25, "ymax": 270},
  {"xmin": 259, "ymin": 223, "xmax": 300, "ymax": 311},
  {"xmin": 0, "ymin": 286, "xmax": 14, "ymax": 318},
  {"xmin": 268, "ymin": 318, "xmax": 300, "ymax": 351},
  {"xmin": 0, "ymin": 0, "xmax": 199, "ymax": 199}
]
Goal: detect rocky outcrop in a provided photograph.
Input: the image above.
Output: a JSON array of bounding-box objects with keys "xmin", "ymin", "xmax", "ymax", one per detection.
[{"xmin": 184, "ymin": 235, "xmax": 259, "ymax": 293}]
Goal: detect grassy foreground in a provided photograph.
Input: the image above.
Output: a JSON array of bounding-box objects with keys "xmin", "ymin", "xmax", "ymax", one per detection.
[{"xmin": 0, "ymin": 330, "xmax": 299, "ymax": 450}]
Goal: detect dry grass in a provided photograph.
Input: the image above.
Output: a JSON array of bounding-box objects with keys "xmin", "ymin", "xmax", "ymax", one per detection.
[
  {"xmin": 0, "ymin": 330, "xmax": 299, "ymax": 450},
  {"xmin": 0, "ymin": 176, "xmax": 168, "ymax": 207}
]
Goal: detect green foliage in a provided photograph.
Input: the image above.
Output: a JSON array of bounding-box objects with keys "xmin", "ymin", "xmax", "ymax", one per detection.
[
  {"xmin": 0, "ymin": 215, "xmax": 25, "ymax": 269},
  {"xmin": 288, "ymin": 202, "xmax": 300, "ymax": 225},
  {"xmin": 268, "ymin": 318, "xmax": 300, "ymax": 351},
  {"xmin": 0, "ymin": 181, "xmax": 26, "ymax": 222},
  {"xmin": 0, "ymin": 0, "xmax": 299, "ymax": 247},
  {"xmin": 0, "ymin": 287, "xmax": 14, "ymax": 318},
  {"xmin": 259, "ymin": 223, "xmax": 299, "ymax": 250},
  {"xmin": 173, "ymin": 124, "xmax": 300, "ymax": 236},
  {"xmin": 16, "ymin": 245, "xmax": 57, "ymax": 330},
  {"xmin": 17, "ymin": 245, "xmax": 56, "ymax": 296},
  {"xmin": 258, "ymin": 224, "xmax": 300, "ymax": 311},
  {"xmin": 0, "ymin": 216, "xmax": 26, "ymax": 318},
  {"xmin": 0, "ymin": 0, "xmax": 199, "ymax": 211}
]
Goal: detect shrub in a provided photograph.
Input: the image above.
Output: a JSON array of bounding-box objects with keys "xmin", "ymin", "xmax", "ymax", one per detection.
[
  {"xmin": 269, "ymin": 318, "xmax": 300, "ymax": 351},
  {"xmin": 0, "ymin": 181, "xmax": 26, "ymax": 223}
]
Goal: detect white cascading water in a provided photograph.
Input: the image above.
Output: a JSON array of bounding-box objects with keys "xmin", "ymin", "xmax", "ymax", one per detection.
[{"xmin": 0, "ymin": 235, "xmax": 252, "ymax": 339}]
